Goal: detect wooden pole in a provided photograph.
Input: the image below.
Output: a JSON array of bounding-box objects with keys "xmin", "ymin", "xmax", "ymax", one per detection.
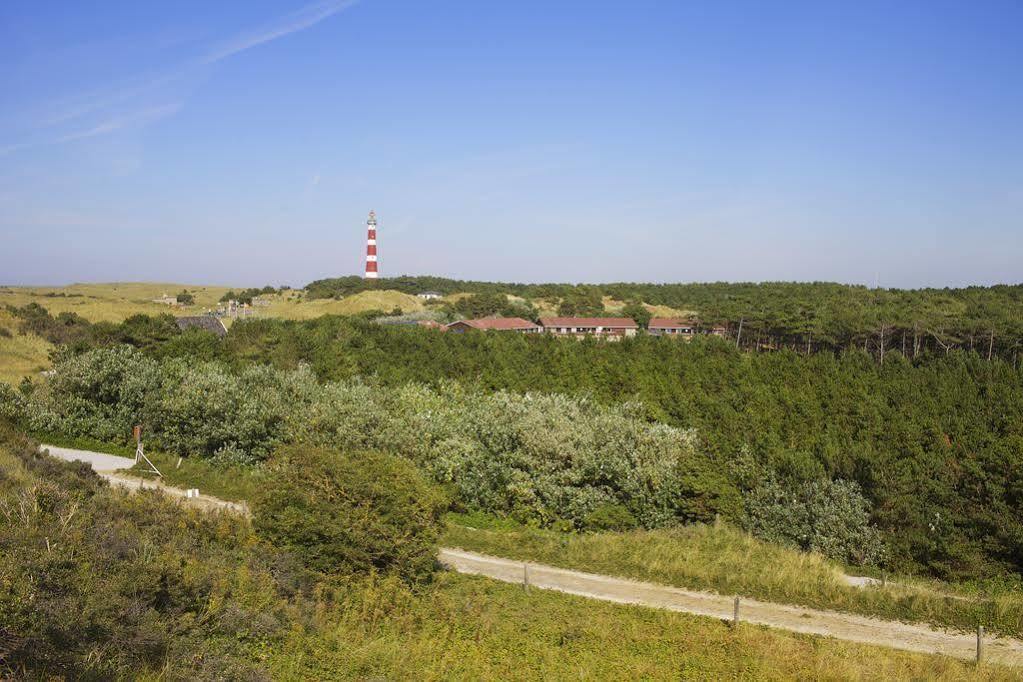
[
  {"xmin": 523, "ymin": 563, "xmax": 530, "ymax": 593},
  {"xmin": 733, "ymin": 596, "xmax": 740, "ymax": 628},
  {"xmin": 977, "ymin": 625, "xmax": 984, "ymax": 664}
]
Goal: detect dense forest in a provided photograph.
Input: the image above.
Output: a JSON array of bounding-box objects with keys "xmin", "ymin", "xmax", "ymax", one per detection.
[
  {"xmin": 6, "ymin": 304, "xmax": 1023, "ymax": 581},
  {"xmin": 306, "ymin": 277, "xmax": 1023, "ymax": 361},
  {"xmin": 219, "ymin": 317, "xmax": 1023, "ymax": 579}
]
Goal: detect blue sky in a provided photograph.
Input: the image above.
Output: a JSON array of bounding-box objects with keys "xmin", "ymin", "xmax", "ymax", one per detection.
[{"xmin": 1, "ymin": 0, "xmax": 1021, "ymax": 287}]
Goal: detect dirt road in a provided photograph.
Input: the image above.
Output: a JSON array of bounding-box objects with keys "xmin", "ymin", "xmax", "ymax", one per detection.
[
  {"xmin": 42, "ymin": 444, "xmax": 1023, "ymax": 667},
  {"xmin": 439, "ymin": 548, "xmax": 1023, "ymax": 666},
  {"xmin": 42, "ymin": 444, "xmax": 247, "ymax": 514}
]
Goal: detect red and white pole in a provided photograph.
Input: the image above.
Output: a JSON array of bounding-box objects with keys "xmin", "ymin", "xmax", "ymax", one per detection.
[{"xmin": 365, "ymin": 210, "xmax": 378, "ymax": 279}]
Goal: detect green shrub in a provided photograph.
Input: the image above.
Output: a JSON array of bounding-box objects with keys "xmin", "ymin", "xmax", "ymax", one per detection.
[
  {"xmin": 744, "ymin": 477, "xmax": 886, "ymax": 566},
  {"xmin": 584, "ymin": 503, "xmax": 639, "ymax": 531},
  {"xmin": 26, "ymin": 348, "xmax": 741, "ymax": 531},
  {"xmin": 252, "ymin": 447, "xmax": 447, "ymax": 582},
  {"xmin": 0, "ymin": 383, "xmax": 26, "ymax": 422}
]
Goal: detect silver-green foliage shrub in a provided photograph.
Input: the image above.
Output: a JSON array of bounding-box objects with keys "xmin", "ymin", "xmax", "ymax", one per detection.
[
  {"xmin": 745, "ymin": 477, "xmax": 886, "ymax": 566},
  {"xmin": 26, "ymin": 346, "xmax": 740, "ymax": 529}
]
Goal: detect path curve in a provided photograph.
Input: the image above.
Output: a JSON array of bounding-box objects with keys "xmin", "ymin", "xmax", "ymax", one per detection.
[
  {"xmin": 42, "ymin": 444, "xmax": 247, "ymax": 514},
  {"xmin": 41, "ymin": 444, "xmax": 1023, "ymax": 666}
]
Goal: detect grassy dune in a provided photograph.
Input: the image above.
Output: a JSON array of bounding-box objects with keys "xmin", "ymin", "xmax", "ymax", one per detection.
[
  {"xmin": 274, "ymin": 571, "xmax": 1011, "ymax": 681},
  {"xmin": 262, "ymin": 289, "xmax": 425, "ymax": 319},
  {"xmin": 442, "ymin": 516, "xmax": 1023, "ymax": 639},
  {"xmin": 0, "ymin": 282, "xmax": 233, "ymax": 322},
  {"xmin": 0, "ymin": 308, "xmax": 52, "ymax": 384}
]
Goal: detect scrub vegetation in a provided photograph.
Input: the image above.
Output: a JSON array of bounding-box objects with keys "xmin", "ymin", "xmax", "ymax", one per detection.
[{"xmin": 0, "ymin": 425, "xmax": 1015, "ymax": 680}]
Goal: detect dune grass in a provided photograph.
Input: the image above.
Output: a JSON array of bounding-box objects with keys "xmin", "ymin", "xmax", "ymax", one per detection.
[
  {"xmin": 0, "ymin": 308, "xmax": 53, "ymax": 384},
  {"xmin": 271, "ymin": 571, "xmax": 1011, "ymax": 681},
  {"xmin": 262, "ymin": 289, "xmax": 425, "ymax": 319},
  {"xmin": 442, "ymin": 514, "xmax": 1023, "ymax": 639},
  {"xmin": 0, "ymin": 282, "xmax": 234, "ymax": 322}
]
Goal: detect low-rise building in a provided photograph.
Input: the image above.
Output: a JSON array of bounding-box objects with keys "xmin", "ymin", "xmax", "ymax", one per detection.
[
  {"xmin": 417, "ymin": 291, "xmax": 443, "ymax": 300},
  {"xmin": 648, "ymin": 318, "xmax": 698, "ymax": 337},
  {"xmin": 446, "ymin": 317, "xmax": 540, "ymax": 333},
  {"xmin": 539, "ymin": 317, "xmax": 638, "ymax": 338}
]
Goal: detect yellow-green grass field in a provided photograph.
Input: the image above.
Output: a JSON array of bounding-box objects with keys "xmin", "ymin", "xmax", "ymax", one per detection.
[
  {"xmin": 271, "ymin": 571, "xmax": 1011, "ymax": 681},
  {"xmin": 0, "ymin": 282, "xmax": 235, "ymax": 322},
  {"xmin": 0, "ymin": 283, "xmax": 425, "ymax": 323},
  {"xmin": 0, "ymin": 308, "xmax": 53, "ymax": 384},
  {"xmin": 261, "ymin": 289, "xmax": 425, "ymax": 319}
]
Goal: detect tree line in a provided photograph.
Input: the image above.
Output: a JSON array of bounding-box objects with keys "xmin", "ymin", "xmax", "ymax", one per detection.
[
  {"xmin": 305, "ymin": 277, "xmax": 1023, "ymax": 363},
  {"xmin": 9, "ymin": 307, "xmax": 1022, "ymax": 580}
]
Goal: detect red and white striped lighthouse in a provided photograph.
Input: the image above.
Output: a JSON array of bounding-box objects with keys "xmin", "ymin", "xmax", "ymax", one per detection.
[{"xmin": 364, "ymin": 210, "xmax": 378, "ymax": 279}]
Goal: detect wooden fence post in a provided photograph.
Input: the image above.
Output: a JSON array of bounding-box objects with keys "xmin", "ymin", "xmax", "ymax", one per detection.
[
  {"xmin": 733, "ymin": 596, "xmax": 740, "ymax": 628},
  {"xmin": 523, "ymin": 563, "xmax": 530, "ymax": 593},
  {"xmin": 977, "ymin": 625, "xmax": 984, "ymax": 664}
]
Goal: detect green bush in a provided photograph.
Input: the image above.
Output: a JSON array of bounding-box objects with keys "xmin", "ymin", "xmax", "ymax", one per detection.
[
  {"xmin": 0, "ymin": 383, "xmax": 26, "ymax": 422},
  {"xmin": 26, "ymin": 347, "xmax": 740, "ymax": 531},
  {"xmin": 252, "ymin": 447, "xmax": 447, "ymax": 582},
  {"xmin": 744, "ymin": 477, "xmax": 886, "ymax": 566},
  {"xmin": 584, "ymin": 503, "xmax": 639, "ymax": 531}
]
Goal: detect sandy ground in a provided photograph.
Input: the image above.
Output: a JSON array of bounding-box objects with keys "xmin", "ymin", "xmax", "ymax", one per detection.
[{"xmin": 41, "ymin": 444, "xmax": 1023, "ymax": 666}]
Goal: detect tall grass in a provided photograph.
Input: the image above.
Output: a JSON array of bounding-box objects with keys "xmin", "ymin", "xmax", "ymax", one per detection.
[
  {"xmin": 443, "ymin": 515, "xmax": 1023, "ymax": 639},
  {"xmin": 0, "ymin": 308, "xmax": 53, "ymax": 384},
  {"xmin": 270, "ymin": 572, "xmax": 1013, "ymax": 681}
]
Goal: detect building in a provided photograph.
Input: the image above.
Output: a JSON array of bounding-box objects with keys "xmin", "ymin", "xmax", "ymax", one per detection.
[
  {"xmin": 446, "ymin": 317, "xmax": 541, "ymax": 333},
  {"xmin": 539, "ymin": 317, "xmax": 638, "ymax": 338},
  {"xmin": 417, "ymin": 291, "xmax": 443, "ymax": 300},
  {"xmin": 707, "ymin": 325, "xmax": 728, "ymax": 337},
  {"xmin": 175, "ymin": 316, "xmax": 228, "ymax": 337},
  {"xmin": 364, "ymin": 210, "xmax": 378, "ymax": 279},
  {"xmin": 648, "ymin": 318, "xmax": 698, "ymax": 337}
]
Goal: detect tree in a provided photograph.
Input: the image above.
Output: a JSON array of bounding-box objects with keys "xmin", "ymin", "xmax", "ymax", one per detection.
[
  {"xmin": 252, "ymin": 447, "xmax": 448, "ymax": 582},
  {"xmin": 622, "ymin": 302, "xmax": 652, "ymax": 328},
  {"xmin": 176, "ymin": 290, "xmax": 194, "ymax": 305}
]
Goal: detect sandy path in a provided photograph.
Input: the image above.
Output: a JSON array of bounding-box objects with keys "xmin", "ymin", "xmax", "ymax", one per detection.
[
  {"xmin": 439, "ymin": 548, "xmax": 1023, "ymax": 666},
  {"xmin": 41, "ymin": 444, "xmax": 1023, "ymax": 666},
  {"xmin": 41, "ymin": 444, "xmax": 247, "ymax": 514}
]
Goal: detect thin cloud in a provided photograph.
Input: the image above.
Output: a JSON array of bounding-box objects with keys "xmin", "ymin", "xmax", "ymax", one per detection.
[
  {"xmin": 54, "ymin": 102, "xmax": 183, "ymax": 143},
  {"xmin": 0, "ymin": 103, "xmax": 183, "ymax": 156},
  {"xmin": 201, "ymin": 0, "xmax": 358, "ymax": 64},
  {"xmin": 2, "ymin": 1, "xmax": 358, "ymax": 155}
]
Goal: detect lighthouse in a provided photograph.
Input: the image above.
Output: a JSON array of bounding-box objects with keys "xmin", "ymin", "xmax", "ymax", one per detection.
[{"xmin": 364, "ymin": 210, "xmax": 378, "ymax": 279}]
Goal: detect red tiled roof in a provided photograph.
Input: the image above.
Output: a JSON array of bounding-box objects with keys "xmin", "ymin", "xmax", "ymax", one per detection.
[
  {"xmin": 648, "ymin": 318, "xmax": 697, "ymax": 329},
  {"xmin": 447, "ymin": 317, "xmax": 539, "ymax": 330},
  {"xmin": 539, "ymin": 317, "xmax": 638, "ymax": 329}
]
